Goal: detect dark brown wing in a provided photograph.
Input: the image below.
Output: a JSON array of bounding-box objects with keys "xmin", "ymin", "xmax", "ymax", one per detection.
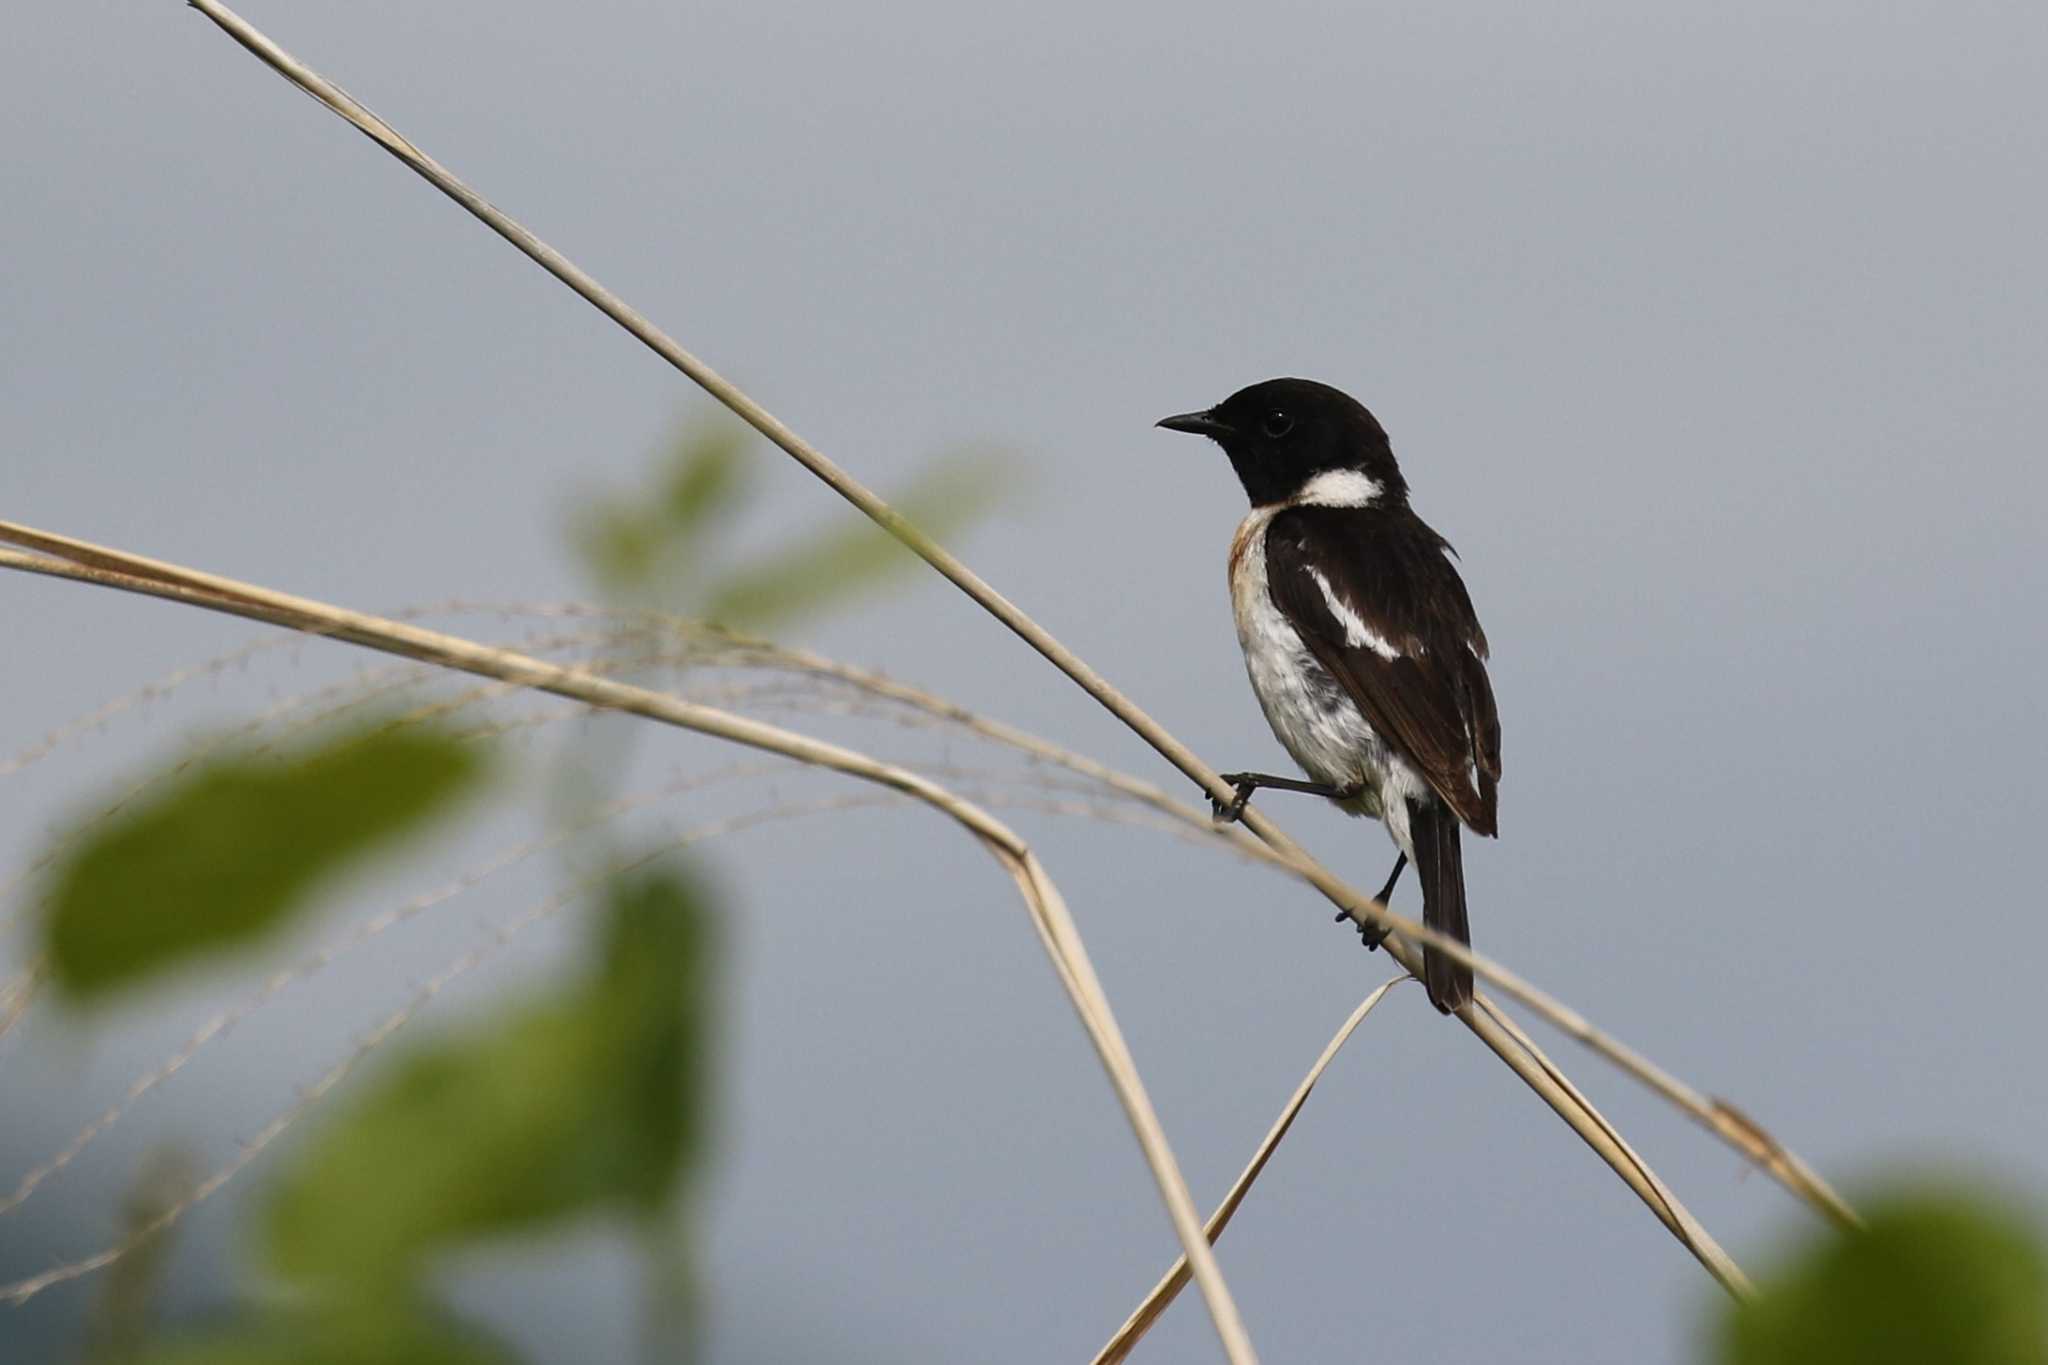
[{"xmin": 1265, "ymin": 505, "xmax": 1502, "ymax": 835}]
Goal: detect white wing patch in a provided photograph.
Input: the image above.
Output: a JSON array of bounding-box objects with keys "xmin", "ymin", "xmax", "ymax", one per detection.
[
  {"xmin": 1306, "ymin": 566, "xmax": 1408, "ymax": 661},
  {"xmin": 1295, "ymin": 469, "xmax": 1384, "ymax": 508}
]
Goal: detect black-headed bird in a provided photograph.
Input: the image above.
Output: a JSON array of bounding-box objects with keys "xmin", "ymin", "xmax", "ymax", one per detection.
[{"xmin": 1159, "ymin": 378, "xmax": 1501, "ymax": 1013}]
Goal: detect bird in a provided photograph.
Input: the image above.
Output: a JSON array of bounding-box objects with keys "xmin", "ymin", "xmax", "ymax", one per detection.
[{"xmin": 1157, "ymin": 378, "xmax": 1501, "ymax": 1013}]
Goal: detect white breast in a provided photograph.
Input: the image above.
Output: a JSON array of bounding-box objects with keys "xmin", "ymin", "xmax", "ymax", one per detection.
[{"xmin": 1228, "ymin": 507, "xmax": 1392, "ymax": 816}]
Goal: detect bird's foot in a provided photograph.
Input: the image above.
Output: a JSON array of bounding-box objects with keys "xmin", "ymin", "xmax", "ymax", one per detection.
[
  {"xmin": 1210, "ymin": 770, "xmax": 1360, "ymax": 822},
  {"xmin": 1334, "ymin": 906, "xmax": 1388, "ymax": 951},
  {"xmin": 1210, "ymin": 773, "xmax": 1259, "ymax": 824}
]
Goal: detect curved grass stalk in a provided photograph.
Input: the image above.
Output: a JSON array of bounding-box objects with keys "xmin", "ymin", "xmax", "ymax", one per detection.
[
  {"xmin": 121, "ymin": 0, "xmax": 1853, "ymax": 1268},
  {"xmin": 0, "ymin": 564, "xmax": 1851, "ymax": 1258},
  {"xmin": 0, "ymin": 628, "xmax": 622, "ymax": 924},
  {"xmin": 0, "ymin": 795, "xmax": 907, "ymax": 1306},
  {"xmin": 0, "ymin": 534, "xmax": 1261, "ymax": 1363},
  {"xmin": 0, "ymin": 753, "xmax": 1216, "ymax": 1223},
  {"xmin": 588, "ymin": 611, "xmax": 1859, "ymax": 1230},
  {"xmin": 0, "ymin": 763, "xmax": 787, "ymax": 1218},
  {"xmin": 1095, "ymin": 975, "xmax": 1411, "ymax": 1364}
]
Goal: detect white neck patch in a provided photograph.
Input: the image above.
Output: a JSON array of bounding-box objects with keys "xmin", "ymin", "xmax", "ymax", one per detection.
[{"xmin": 1294, "ymin": 469, "xmax": 1383, "ymax": 508}]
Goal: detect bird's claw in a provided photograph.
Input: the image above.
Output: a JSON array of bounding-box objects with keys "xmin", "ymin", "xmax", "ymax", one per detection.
[
  {"xmin": 1334, "ymin": 906, "xmax": 1387, "ymax": 951},
  {"xmin": 1209, "ymin": 773, "xmax": 1257, "ymax": 824}
]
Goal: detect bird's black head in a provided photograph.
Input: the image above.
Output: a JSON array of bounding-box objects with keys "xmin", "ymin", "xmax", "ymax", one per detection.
[{"xmin": 1157, "ymin": 377, "xmax": 1406, "ymax": 509}]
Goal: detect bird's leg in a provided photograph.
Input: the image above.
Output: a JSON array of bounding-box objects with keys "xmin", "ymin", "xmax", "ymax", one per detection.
[
  {"xmin": 1336, "ymin": 853, "xmax": 1407, "ymax": 951},
  {"xmin": 1210, "ymin": 771, "xmax": 1364, "ymax": 823},
  {"xmin": 1375, "ymin": 852, "xmax": 1407, "ymax": 906}
]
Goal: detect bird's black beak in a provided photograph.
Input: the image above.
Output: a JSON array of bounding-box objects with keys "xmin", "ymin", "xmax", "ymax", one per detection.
[{"xmin": 1156, "ymin": 409, "xmax": 1231, "ymax": 439}]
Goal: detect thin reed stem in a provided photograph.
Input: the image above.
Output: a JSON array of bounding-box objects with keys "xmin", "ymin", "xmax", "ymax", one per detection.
[
  {"xmin": 0, "ymin": 532, "xmax": 1260, "ymax": 1361},
  {"xmin": 148, "ymin": 0, "xmax": 1851, "ymax": 1263}
]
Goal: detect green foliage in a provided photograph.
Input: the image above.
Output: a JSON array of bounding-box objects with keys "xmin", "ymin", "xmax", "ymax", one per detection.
[
  {"xmin": 43, "ymin": 726, "xmax": 486, "ymax": 1000},
  {"xmin": 703, "ymin": 458, "xmax": 1001, "ymax": 628},
  {"xmin": 568, "ymin": 424, "xmax": 749, "ymax": 593},
  {"xmin": 39, "ymin": 413, "xmax": 990, "ymax": 1351},
  {"xmin": 261, "ymin": 869, "xmax": 715, "ymax": 1288},
  {"xmin": 128, "ymin": 1303, "xmax": 520, "ymax": 1365},
  {"xmin": 568, "ymin": 416, "xmax": 1002, "ymax": 626},
  {"xmin": 1718, "ymin": 1186, "xmax": 2048, "ymax": 1365}
]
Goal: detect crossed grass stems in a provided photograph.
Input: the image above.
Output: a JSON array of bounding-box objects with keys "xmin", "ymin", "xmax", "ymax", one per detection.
[
  {"xmin": 0, "ymin": 587, "xmax": 1833, "ymax": 1353},
  {"xmin": 1, "ymin": 2, "xmax": 1857, "ymax": 1355},
  {"xmin": 0, "ymin": 583, "xmax": 1417, "ymax": 1364}
]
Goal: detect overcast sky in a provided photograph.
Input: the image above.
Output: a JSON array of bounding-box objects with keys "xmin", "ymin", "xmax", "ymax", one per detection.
[{"xmin": 5, "ymin": 2, "xmax": 2046, "ymax": 1361}]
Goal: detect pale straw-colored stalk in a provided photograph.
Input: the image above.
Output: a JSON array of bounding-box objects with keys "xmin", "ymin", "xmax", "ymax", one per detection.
[
  {"xmin": 0, "ymin": 585, "xmax": 1854, "ymax": 1237},
  {"xmin": 0, "ymin": 764, "xmax": 785, "ymax": 1219},
  {"xmin": 1095, "ymin": 975, "xmax": 1412, "ymax": 1364},
  {"xmin": 0, "ymin": 533, "xmax": 1260, "ymax": 1361},
  {"xmin": 144, "ymin": 0, "xmax": 1852, "ymax": 1263},
  {"xmin": 0, "ymin": 1, "xmax": 1864, "ymax": 1334},
  {"xmin": 1, "ymin": 526, "xmax": 1751, "ymax": 1306},
  {"xmin": 0, "ymin": 749, "xmax": 1248, "ymax": 1223},
  {"xmin": 569, "ymin": 608, "xmax": 1857, "ymax": 1232},
  {"xmin": 0, "ymin": 797, "xmax": 913, "ymax": 1306}
]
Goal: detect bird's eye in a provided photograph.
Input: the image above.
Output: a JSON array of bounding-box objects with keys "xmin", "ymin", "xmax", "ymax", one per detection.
[{"xmin": 1260, "ymin": 410, "xmax": 1294, "ymax": 438}]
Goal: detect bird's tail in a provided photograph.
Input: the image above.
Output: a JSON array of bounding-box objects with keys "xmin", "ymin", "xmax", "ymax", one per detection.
[{"xmin": 1407, "ymin": 799, "xmax": 1473, "ymax": 1014}]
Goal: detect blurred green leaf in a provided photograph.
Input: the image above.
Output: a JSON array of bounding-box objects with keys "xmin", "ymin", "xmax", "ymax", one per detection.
[
  {"xmin": 567, "ymin": 503, "xmax": 662, "ymax": 592},
  {"xmin": 130, "ymin": 1302, "xmax": 522, "ymax": 1365},
  {"xmin": 703, "ymin": 453, "xmax": 1002, "ymax": 627},
  {"xmin": 1719, "ymin": 1186, "xmax": 2048, "ymax": 1365},
  {"xmin": 568, "ymin": 423, "xmax": 750, "ymax": 593},
  {"xmin": 570, "ymin": 413, "xmax": 1005, "ymax": 628},
  {"xmin": 657, "ymin": 424, "xmax": 749, "ymax": 529},
  {"xmin": 44, "ymin": 726, "xmax": 486, "ymax": 1000},
  {"xmin": 262, "ymin": 868, "xmax": 715, "ymax": 1287}
]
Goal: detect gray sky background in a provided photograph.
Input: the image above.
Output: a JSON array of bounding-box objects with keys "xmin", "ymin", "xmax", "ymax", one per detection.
[{"xmin": 5, "ymin": 2, "xmax": 2046, "ymax": 1361}]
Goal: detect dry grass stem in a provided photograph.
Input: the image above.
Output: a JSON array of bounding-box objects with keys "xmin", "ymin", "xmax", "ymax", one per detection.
[
  {"xmin": 0, "ymin": 797, "xmax": 909, "ymax": 1306},
  {"xmin": 9, "ymin": 0, "xmax": 1847, "ymax": 1317},
  {"xmin": 567, "ymin": 607, "xmax": 1856, "ymax": 1229},
  {"xmin": 0, "ymin": 637, "xmax": 285, "ymax": 778},
  {"xmin": 0, "ymin": 534, "xmax": 1260, "ymax": 1362},
  {"xmin": 0, "ymin": 757, "xmax": 1221, "ymax": 1223},
  {"xmin": 2, "ymin": 540, "xmax": 1825, "ymax": 1288},
  {"xmin": 141, "ymin": 3, "xmax": 1861, "ymax": 1240},
  {"xmin": 1095, "ymin": 975, "xmax": 1410, "ymax": 1364},
  {"xmin": 0, "ymin": 627, "xmax": 624, "ymax": 927},
  {"xmin": 0, "ymin": 764, "xmax": 791, "ymax": 1218},
  {"xmin": 0, "ymin": 608, "xmax": 621, "ymax": 783},
  {"xmin": 105, "ymin": 599, "xmax": 1841, "ymax": 1236},
  {"xmin": 1475, "ymin": 998, "xmax": 1754, "ymax": 1295},
  {"xmin": 0, "ymin": 962, "xmax": 42, "ymax": 1047}
]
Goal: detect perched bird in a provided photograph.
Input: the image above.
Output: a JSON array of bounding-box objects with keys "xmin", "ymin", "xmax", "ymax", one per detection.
[{"xmin": 1158, "ymin": 379, "xmax": 1501, "ymax": 1013}]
